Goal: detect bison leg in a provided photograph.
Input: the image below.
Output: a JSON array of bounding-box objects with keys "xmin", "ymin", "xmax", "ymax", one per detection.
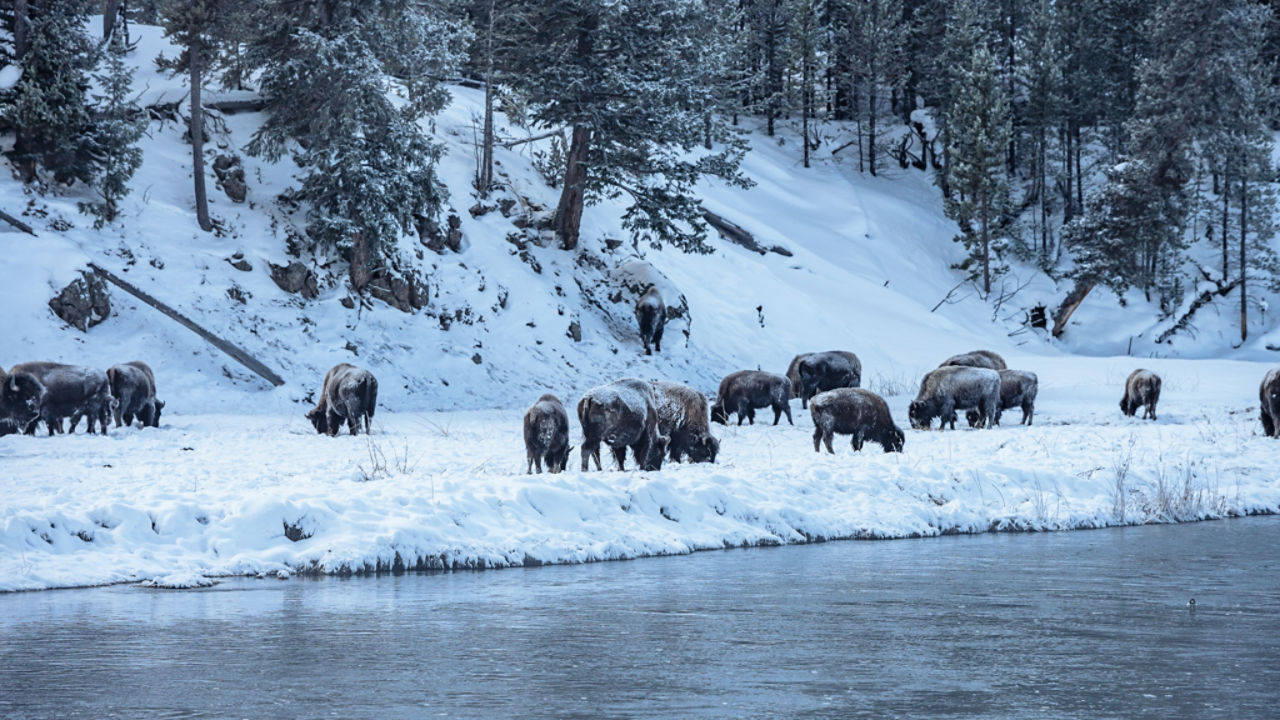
[
  {"xmin": 852, "ymin": 433, "xmax": 863, "ymax": 452},
  {"xmin": 1022, "ymin": 402, "xmax": 1034, "ymax": 426},
  {"xmin": 1145, "ymin": 401, "xmax": 1157, "ymax": 421},
  {"xmin": 611, "ymin": 445, "xmax": 628, "ymax": 471},
  {"xmin": 530, "ymin": 451, "xmax": 543, "ymax": 474},
  {"xmin": 822, "ymin": 429, "xmax": 835, "ymax": 454},
  {"xmin": 746, "ymin": 407, "xmax": 756, "ymax": 425},
  {"xmin": 812, "ymin": 426, "xmax": 822, "ymax": 453},
  {"xmin": 653, "ymin": 323, "xmax": 663, "ymax": 353},
  {"xmin": 325, "ymin": 409, "xmax": 343, "ymax": 437},
  {"xmin": 1264, "ymin": 408, "xmax": 1276, "ymax": 438},
  {"xmin": 581, "ymin": 440, "xmax": 602, "ymax": 471}
]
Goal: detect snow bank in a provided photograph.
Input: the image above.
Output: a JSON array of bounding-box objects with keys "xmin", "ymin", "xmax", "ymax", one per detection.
[{"xmin": 4, "ymin": 355, "xmax": 1278, "ymax": 592}]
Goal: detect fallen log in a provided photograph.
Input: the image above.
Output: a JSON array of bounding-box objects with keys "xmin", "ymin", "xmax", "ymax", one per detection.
[
  {"xmin": 205, "ymin": 98, "xmax": 268, "ymax": 114},
  {"xmin": 702, "ymin": 209, "xmax": 792, "ymax": 257},
  {"xmin": 1051, "ymin": 282, "xmax": 1094, "ymax": 339},
  {"xmin": 88, "ymin": 263, "xmax": 286, "ymax": 387},
  {"xmin": 0, "ymin": 209, "xmax": 36, "ymax": 236},
  {"xmin": 1155, "ymin": 278, "xmax": 1242, "ymax": 344}
]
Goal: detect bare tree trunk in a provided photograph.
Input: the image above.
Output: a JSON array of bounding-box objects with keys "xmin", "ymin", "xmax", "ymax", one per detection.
[
  {"xmin": 479, "ymin": 0, "xmax": 495, "ymax": 196},
  {"xmin": 981, "ymin": 194, "xmax": 991, "ymax": 294},
  {"xmin": 868, "ymin": 83, "xmax": 877, "ymax": 176},
  {"xmin": 802, "ymin": 45, "xmax": 811, "ymax": 169},
  {"xmin": 104, "ymin": 0, "xmax": 122, "ymax": 38},
  {"xmin": 190, "ymin": 40, "xmax": 212, "ymax": 232},
  {"xmin": 1241, "ymin": 177, "xmax": 1248, "ymax": 342},
  {"xmin": 554, "ymin": 125, "xmax": 590, "ymax": 250},
  {"xmin": 1062, "ymin": 124, "xmax": 1074, "ymax": 223},
  {"xmin": 14, "ymin": 0, "xmax": 28, "ymax": 59}
]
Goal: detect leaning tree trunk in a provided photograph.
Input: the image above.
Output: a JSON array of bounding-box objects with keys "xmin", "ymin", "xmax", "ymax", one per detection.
[
  {"xmin": 190, "ymin": 40, "xmax": 212, "ymax": 232},
  {"xmin": 554, "ymin": 124, "xmax": 591, "ymax": 251},
  {"xmin": 104, "ymin": 0, "xmax": 122, "ymax": 38}
]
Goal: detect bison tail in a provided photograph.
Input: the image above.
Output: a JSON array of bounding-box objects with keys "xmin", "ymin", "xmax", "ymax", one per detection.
[{"xmin": 361, "ymin": 375, "xmax": 378, "ymax": 417}]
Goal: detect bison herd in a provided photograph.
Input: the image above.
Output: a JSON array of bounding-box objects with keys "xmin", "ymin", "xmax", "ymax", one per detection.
[
  {"xmin": 0, "ymin": 360, "xmax": 163, "ymax": 436},
  {"xmin": 11, "ymin": 345, "xmax": 1280, "ymax": 468}
]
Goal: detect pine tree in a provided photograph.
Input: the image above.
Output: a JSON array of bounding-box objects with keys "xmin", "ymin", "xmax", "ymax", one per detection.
[
  {"xmin": 944, "ymin": 44, "xmax": 1011, "ymax": 295},
  {"xmin": 1014, "ymin": 0, "xmax": 1060, "ymax": 261},
  {"xmin": 499, "ymin": 0, "xmax": 752, "ymax": 252},
  {"xmin": 849, "ymin": 0, "xmax": 906, "ymax": 176},
  {"xmin": 81, "ymin": 24, "xmax": 145, "ymax": 227},
  {"xmin": 243, "ymin": 0, "xmax": 467, "ymax": 278},
  {"xmin": 2, "ymin": 0, "xmax": 97, "ymax": 184}
]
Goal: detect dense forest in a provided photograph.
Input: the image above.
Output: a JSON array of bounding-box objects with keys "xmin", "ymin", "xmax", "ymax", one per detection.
[{"xmin": 2, "ymin": 0, "xmax": 1280, "ymax": 339}]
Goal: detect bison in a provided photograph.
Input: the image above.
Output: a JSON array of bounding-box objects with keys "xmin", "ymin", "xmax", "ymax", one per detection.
[
  {"xmin": 797, "ymin": 350, "xmax": 861, "ymax": 409},
  {"xmin": 710, "ymin": 370, "xmax": 792, "ymax": 426},
  {"xmin": 785, "ymin": 354, "xmax": 805, "ymax": 398},
  {"xmin": 908, "ymin": 365, "xmax": 1001, "ymax": 430},
  {"xmin": 523, "ymin": 394, "xmax": 571, "ymax": 473},
  {"xmin": 1260, "ymin": 368, "xmax": 1280, "ymax": 438},
  {"xmin": 577, "ymin": 378, "xmax": 669, "ymax": 471},
  {"xmin": 635, "ymin": 286, "xmax": 667, "ymax": 355},
  {"xmin": 9, "ymin": 361, "xmax": 113, "ymax": 435},
  {"xmin": 965, "ymin": 369, "xmax": 1038, "ymax": 427},
  {"xmin": 811, "ymin": 387, "xmax": 904, "ymax": 454},
  {"xmin": 939, "ymin": 350, "xmax": 1007, "ymax": 371},
  {"xmin": 651, "ymin": 380, "xmax": 719, "ymax": 463},
  {"xmin": 107, "ymin": 361, "xmax": 164, "ymax": 428},
  {"xmin": 0, "ymin": 370, "xmax": 45, "ymax": 437},
  {"xmin": 1119, "ymin": 369, "xmax": 1161, "ymax": 421},
  {"xmin": 306, "ymin": 363, "xmax": 378, "ymax": 436}
]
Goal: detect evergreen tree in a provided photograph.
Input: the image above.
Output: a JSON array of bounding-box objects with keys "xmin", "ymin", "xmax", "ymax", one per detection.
[
  {"xmin": 2, "ymin": 0, "xmax": 97, "ymax": 184},
  {"xmin": 944, "ymin": 44, "xmax": 1011, "ymax": 295},
  {"xmin": 1014, "ymin": 0, "xmax": 1060, "ymax": 260},
  {"xmin": 243, "ymin": 0, "xmax": 467, "ymax": 278},
  {"xmin": 499, "ymin": 0, "xmax": 752, "ymax": 252},
  {"xmin": 81, "ymin": 24, "xmax": 145, "ymax": 227},
  {"xmin": 792, "ymin": 0, "xmax": 821, "ymax": 168},
  {"xmin": 849, "ymin": 0, "xmax": 906, "ymax": 176}
]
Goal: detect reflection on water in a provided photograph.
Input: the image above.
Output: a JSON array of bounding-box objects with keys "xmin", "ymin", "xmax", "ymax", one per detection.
[{"xmin": 2, "ymin": 517, "xmax": 1278, "ymax": 719}]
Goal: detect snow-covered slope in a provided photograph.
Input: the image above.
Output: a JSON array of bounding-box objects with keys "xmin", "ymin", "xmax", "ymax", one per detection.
[{"xmin": 3, "ymin": 23, "xmax": 1280, "ymax": 592}]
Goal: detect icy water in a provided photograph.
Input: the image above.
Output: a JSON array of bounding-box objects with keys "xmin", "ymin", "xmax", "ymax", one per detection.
[{"xmin": 2, "ymin": 518, "xmax": 1278, "ymax": 719}]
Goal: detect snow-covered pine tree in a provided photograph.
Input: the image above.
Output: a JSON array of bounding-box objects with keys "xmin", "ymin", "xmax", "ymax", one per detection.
[
  {"xmin": 243, "ymin": 0, "xmax": 467, "ymax": 279},
  {"xmin": 499, "ymin": 0, "xmax": 752, "ymax": 253},
  {"xmin": 80, "ymin": 23, "xmax": 144, "ymax": 227},
  {"xmin": 744, "ymin": 0, "xmax": 795, "ymax": 137},
  {"xmin": 944, "ymin": 44, "xmax": 1011, "ymax": 295},
  {"xmin": 2, "ymin": 0, "xmax": 97, "ymax": 185}
]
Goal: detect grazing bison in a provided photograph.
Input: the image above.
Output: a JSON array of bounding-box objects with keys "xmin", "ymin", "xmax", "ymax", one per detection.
[
  {"xmin": 939, "ymin": 350, "xmax": 1008, "ymax": 371},
  {"xmin": 523, "ymin": 394, "xmax": 571, "ymax": 473},
  {"xmin": 1260, "ymin": 368, "xmax": 1280, "ymax": 438},
  {"xmin": 107, "ymin": 361, "xmax": 164, "ymax": 428},
  {"xmin": 908, "ymin": 366, "xmax": 1001, "ymax": 430},
  {"xmin": 0, "ymin": 370, "xmax": 45, "ymax": 437},
  {"xmin": 1119, "ymin": 369, "xmax": 1161, "ymax": 421},
  {"xmin": 9, "ymin": 361, "xmax": 113, "ymax": 435},
  {"xmin": 711, "ymin": 370, "xmax": 793, "ymax": 426},
  {"xmin": 651, "ymin": 380, "xmax": 719, "ymax": 463},
  {"xmin": 797, "ymin": 351, "xmax": 862, "ymax": 409},
  {"xmin": 635, "ymin": 287, "xmax": 667, "ymax": 355},
  {"xmin": 966, "ymin": 369, "xmax": 1038, "ymax": 427},
  {"xmin": 306, "ymin": 363, "xmax": 378, "ymax": 436},
  {"xmin": 811, "ymin": 388, "xmax": 904, "ymax": 454},
  {"xmin": 577, "ymin": 378, "xmax": 669, "ymax": 471}
]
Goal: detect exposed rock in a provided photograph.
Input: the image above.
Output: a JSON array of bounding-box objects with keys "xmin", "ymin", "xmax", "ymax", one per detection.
[
  {"xmin": 366, "ymin": 270, "xmax": 428, "ymax": 313},
  {"xmin": 49, "ymin": 271, "xmax": 111, "ymax": 332},
  {"xmin": 212, "ymin": 154, "xmax": 247, "ymax": 203},
  {"xmin": 419, "ymin": 212, "xmax": 465, "ymax": 254},
  {"xmin": 339, "ymin": 296, "xmax": 356, "ymax": 309},
  {"xmin": 269, "ymin": 261, "xmax": 319, "ymax": 299},
  {"xmin": 568, "ymin": 320, "xmax": 582, "ymax": 342},
  {"xmin": 226, "ymin": 253, "xmax": 252, "ymax": 272},
  {"xmin": 604, "ymin": 238, "xmax": 624, "ymax": 251},
  {"xmin": 498, "ymin": 198, "xmax": 517, "ymax": 216},
  {"xmin": 471, "ymin": 353, "xmax": 483, "ymax": 365}
]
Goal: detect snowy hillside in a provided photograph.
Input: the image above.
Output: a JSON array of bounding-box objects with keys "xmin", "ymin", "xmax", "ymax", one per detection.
[{"xmin": 3, "ymin": 23, "xmax": 1280, "ymax": 592}]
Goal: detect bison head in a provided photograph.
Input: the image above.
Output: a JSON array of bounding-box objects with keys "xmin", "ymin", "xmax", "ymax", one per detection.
[
  {"xmin": 1, "ymin": 372, "xmax": 44, "ymax": 431},
  {"xmin": 907, "ymin": 400, "xmax": 933, "ymax": 430},
  {"xmin": 709, "ymin": 399, "xmax": 728, "ymax": 425},
  {"xmin": 305, "ymin": 405, "xmax": 328, "ymax": 434},
  {"xmin": 150, "ymin": 400, "xmax": 165, "ymax": 427},
  {"xmin": 686, "ymin": 434, "xmax": 719, "ymax": 463},
  {"xmin": 880, "ymin": 425, "xmax": 905, "ymax": 453}
]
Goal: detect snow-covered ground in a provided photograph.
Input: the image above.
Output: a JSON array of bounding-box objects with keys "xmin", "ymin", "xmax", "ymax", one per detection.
[
  {"xmin": 4, "ymin": 354, "xmax": 1278, "ymax": 592},
  {"xmin": 3, "ymin": 22, "xmax": 1280, "ymax": 592}
]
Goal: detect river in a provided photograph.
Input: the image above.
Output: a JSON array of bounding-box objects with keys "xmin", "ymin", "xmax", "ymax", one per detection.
[{"xmin": 2, "ymin": 517, "xmax": 1278, "ymax": 719}]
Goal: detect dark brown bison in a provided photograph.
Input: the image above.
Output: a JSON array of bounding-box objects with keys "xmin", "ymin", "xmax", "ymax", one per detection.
[
  {"xmin": 306, "ymin": 363, "xmax": 378, "ymax": 436},
  {"xmin": 107, "ymin": 361, "xmax": 164, "ymax": 428},
  {"xmin": 0, "ymin": 370, "xmax": 45, "ymax": 437},
  {"xmin": 966, "ymin": 369, "xmax": 1038, "ymax": 427},
  {"xmin": 577, "ymin": 378, "xmax": 669, "ymax": 471},
  {"xmin": 797, "ymin": 351, "xmax": 861, "ymax": 409},
  {"xmin": 9, "ymin": 361, "xmax": 113, "ymax": 435},
  {"xmin": 711, "ymin": 370, "xmax": 792, "ymax": 426},
  {"xmin": 811, "ymin": 388, "xmax": 904, "ymax": 453},
  {"xmin": 523, "ymin": 394, "xmax": 571, "ymax": 473},
  {"xmin": 909, "ymin": 366, "xmax": 1001, "ymax": 430},
  {"xmin": 1260, "ymin": 368, "xmax": 1280, "ymax": 438},
  {"xmin": 635, "ymin": 287, "xmax": 667, "ymax": 355},
  {"xmin": 651, "ymin": 380, "xmax": 719, "ymax": 463},
  {"xmin": 939, "ymin": 350, "xmax": 1007, "ymax": 371},
  {"xmin": 1119, "ymin": 369, "xmax": 1161, "ymax": 421}
]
